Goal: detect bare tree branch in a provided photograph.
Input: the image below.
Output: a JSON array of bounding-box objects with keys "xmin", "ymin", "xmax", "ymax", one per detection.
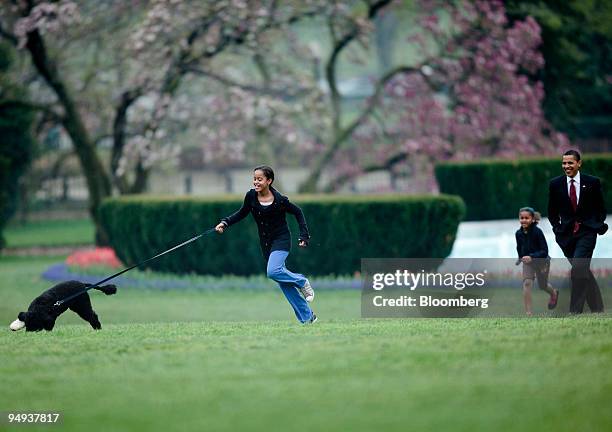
[
  {"xmin": 300, "ymin": 64, "xmax": 421, "ymax": 192},
  {"xmin": 111, "ymin": 88, "xmax": 143, "ymax": 193},
  {"xmin": 0, "ymin": 99, "xmax": 63, "ymax": 121},
  {"xmin": 326, "ymin": 15, "xmax": 345, "ymax": 135},
  {"xmin": 298, "ymin": 0, "xmax": 395, "ymax": 192},
  {"xmin": 324, "ymin": 0, "xmax": 394, "ymax": 135},
  {"xmin": 324, "ymin": 151, "xmax": 408, "ymax": 192},
  {"xmin": 186, "ymin": 66, "xmax": 310, "ymax": 99}
]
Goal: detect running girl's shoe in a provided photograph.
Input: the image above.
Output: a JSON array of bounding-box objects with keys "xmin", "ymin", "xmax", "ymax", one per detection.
[
  {"xmin": 306, "ymin": 313, "xmax": 317, "ymax": 324},
  {"xmin": 299, "ymin": 279, "xmax": 315, "ymax": 302},
  {"xmin": 548, "ymin": 289, "xmax": 559, "ymax": 310}
]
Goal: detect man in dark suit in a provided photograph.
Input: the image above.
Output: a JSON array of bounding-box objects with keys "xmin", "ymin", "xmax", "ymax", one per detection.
[{"xmin": 548, "ymin": 150, "xmax": 608, "ymax": 313}]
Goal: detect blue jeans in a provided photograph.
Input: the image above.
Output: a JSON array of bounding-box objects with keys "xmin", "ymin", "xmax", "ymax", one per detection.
[{"xmin": 266, "ymin": 250, "xmax": 313, "ymax": 323}]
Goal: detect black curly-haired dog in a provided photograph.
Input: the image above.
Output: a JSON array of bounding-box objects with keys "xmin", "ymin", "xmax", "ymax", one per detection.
[{"xmin": 10, "ymin": 281, "xmax": 117, "ymax": 332}]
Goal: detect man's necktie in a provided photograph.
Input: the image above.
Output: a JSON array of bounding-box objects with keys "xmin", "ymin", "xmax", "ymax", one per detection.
[{"xmin": 570, "ymin": 179, "xmax": 580, "ymax": 234}]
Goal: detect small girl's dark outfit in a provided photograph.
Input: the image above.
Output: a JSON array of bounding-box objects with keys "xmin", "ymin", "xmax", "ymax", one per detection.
[{"xmin": 515, "ymin": 224, "xmax": 551, "ymax": 289}]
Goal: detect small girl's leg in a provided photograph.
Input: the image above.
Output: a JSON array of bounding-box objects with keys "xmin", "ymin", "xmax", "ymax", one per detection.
[
  {"xmin": 535, "ymin": 261, "xmax": 558, "ymax": 309},
  {"xmin": 536, "ymin": 266, "xmax": 554, "ymax": 295},
  {"xmin": 540, "ymin": 283, "xmax": 555, "ymax": 295},
  {"xmin": 546, "ymin": 283, "xmax": 559, "ymax": 310},
  {"xmin": 523, "ymin": 278, "xmax": 533, "ymax": 316}
]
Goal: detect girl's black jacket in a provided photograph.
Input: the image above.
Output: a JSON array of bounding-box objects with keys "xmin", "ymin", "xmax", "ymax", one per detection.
[
  {"xmin": 515, "ymin": 224, "xmax": 549, "ymax": 259},
  {"xmin": 221, "ymin": 187, "xmax": 310, "ymax": 259}
]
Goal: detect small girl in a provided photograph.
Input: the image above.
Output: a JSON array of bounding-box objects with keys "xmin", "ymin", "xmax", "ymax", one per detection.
[
  {"xmin": 515, "ymin": 207, "xmax": 558, "ymax": 316},
  {"xmin": 215, "ymin": 165, "xmax": 317, "ymax": 324}
]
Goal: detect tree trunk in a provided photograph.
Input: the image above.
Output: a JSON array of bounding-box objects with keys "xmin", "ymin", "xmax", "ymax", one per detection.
[
  {"xmin": 129, "ymin": 158, "xmax": 149, "ymax": 194},
  {"xmin": 25, "ymin": 29, "xmax": 112, "ymax": 244}
]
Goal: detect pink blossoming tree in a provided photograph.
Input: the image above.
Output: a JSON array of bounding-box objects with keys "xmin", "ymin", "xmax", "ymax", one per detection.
[{"xmin": 311, "ymin": 0, "xmax": 568, "ymax": 192}]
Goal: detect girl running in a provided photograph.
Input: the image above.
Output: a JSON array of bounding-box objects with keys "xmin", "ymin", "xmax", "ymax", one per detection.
[
  {"xmin": 515, "ymin": 207, "xmax": 558, "ymax": 316},
  {"xmin": 215, "ymin": 166, "xmax": 317, "ymax": 324}
]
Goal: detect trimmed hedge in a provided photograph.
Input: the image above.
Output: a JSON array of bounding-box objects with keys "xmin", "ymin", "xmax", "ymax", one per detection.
[
  {"xmin": 435, "ymin": 154, "xmax": 612, "ymax": 221},
  {"xmin": 99, "ymin": 194, "xmax": 465, "ymax": 276}
]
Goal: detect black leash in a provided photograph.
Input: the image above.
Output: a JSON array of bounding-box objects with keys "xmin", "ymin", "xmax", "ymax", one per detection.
[{"xmin": 54, "ymin": 227, "xmax": 217, "ymax": 307}]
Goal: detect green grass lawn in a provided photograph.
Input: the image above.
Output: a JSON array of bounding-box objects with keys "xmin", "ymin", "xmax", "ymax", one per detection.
[
  {"xmin": 1, "ymin": 256, "xmax": 612, "ymax": 432},
  {"xmin": 4, "ymin": 219, "xmax": 94, "ymax": 248}
]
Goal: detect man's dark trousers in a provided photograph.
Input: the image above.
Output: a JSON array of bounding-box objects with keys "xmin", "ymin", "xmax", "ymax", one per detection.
[{"xmin": 559, "ymin": 231, "xmax": 603, "ymax": 313}]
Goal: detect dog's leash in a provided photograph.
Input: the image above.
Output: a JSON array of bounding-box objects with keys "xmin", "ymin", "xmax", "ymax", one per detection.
[{"xmin": 54, "ymin": 227, "xmax": 217, "ymax": 307}]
